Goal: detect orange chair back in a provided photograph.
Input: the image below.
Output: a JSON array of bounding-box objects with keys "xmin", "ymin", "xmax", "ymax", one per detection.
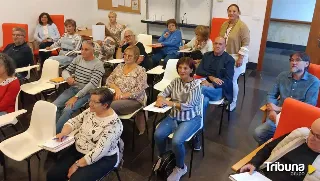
[
  {"xmin": 210, "ymin": 18, "xmax": 228, "ymax": 43},
  {"xmin": 273, "ymin": 98, "xmax": 320, "ymax": 139},
  {"xmin": 50, "ymin": 15, "xmax": 64, "ymax": 36},
  {"xmin": 2, "ymin": 23, "xmax": 28, "ymax": 48},
  {"xmin": 308, "ymin": 63, "xmax": 320, "ymax": 107}
]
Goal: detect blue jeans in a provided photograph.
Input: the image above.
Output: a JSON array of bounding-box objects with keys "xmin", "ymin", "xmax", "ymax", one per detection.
[
  {"xmin": 154, "ymin": 115, "xmax": 201, "ymax": 168},
  {"xmin": 201, "ymin": 86, "xmax": 223, "ymax": 120},
  {"xmin": 53, "ymin": 87, "xmax": 90, "ymax": 133},
  {"xmin": 0, "ymin": 112, "xmax": 7, "ymax": 116},
  {"xmin": 152, "ymin": 49, "xmax": 179, "ymax": 68},
  {"xmin": 253, "ymin": 119, "xmax": 276, "ymax": 145}
]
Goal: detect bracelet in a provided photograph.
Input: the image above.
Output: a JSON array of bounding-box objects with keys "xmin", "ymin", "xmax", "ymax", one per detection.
[{"xmin": 75, "ymin": 160, "xmax": 80, "ymax": 168}]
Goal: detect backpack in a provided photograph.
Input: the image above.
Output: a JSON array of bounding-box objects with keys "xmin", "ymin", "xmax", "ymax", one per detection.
[{"xmin": 148, "ymin": 151, "xmax": 176, "ymax": 181}]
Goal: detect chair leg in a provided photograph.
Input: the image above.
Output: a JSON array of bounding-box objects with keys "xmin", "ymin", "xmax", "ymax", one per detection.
[
  {"xmin": 36, "ymin": 153, "xmax": 41, "ymax": 162},
  {"xmin": 243, "ymin": 73, "xmax": 246, "ymax": 96},
  {"xmin": 151, "ymin": 113, "xmax": 158, "ymax": 162},
  {"xmin": 115, "ymin": 168, "xmax": 121, "ymax": 181},
  {"xmin": 228, "ymin": 104, "xmax": 230, "ymax": 123},
  {"xmin": 189, "ymin": 138, "xmax": 195, "ymax": 178},
  {"xmin": 144, "ymin": 111, "xmax": 149, "ymax": 136},
  {"xmin": 26, "ymin": 158, "xmax": 31, "ymax": 181},
  {"xmin": 219, "ymin": 105, "xmax": 225, "ymax": 135},
  {"xmin": 132, "ymin": 118, "xmax": 135, "ymax": 152},
  {"xmin": 0, "ymin": 152, "xmax": 7, "ymax": 180},
  {"xmin": 202, "ymin": 130, "xmax": 205, "ymax": 157}
]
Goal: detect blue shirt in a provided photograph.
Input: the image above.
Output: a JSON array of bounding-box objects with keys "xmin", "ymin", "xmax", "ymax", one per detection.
[
  {"xmin": 267, "ymin": 71, "xmax": 319, "ymax": 107},
  {"xmin": 34, "ymin": 23, "xmax": 60, "ymax": 42},
  {"xmin": 158, "ymin": 29, "xmax": 182, "ymax": 55}
]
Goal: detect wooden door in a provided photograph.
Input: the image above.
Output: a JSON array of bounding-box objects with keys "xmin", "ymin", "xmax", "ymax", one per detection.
[{"xmin": 306, "ymin": 0, "xmax": 320, "ymax": 65}]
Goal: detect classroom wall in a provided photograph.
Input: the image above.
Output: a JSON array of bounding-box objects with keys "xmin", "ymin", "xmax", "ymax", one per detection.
[
  {"xmin": 0, "ymin": 0, "xmax": 147, "ymax": 47},
  {"xmin": 212, "ymin": 0, "xmax": 268, "ymax": 63}
]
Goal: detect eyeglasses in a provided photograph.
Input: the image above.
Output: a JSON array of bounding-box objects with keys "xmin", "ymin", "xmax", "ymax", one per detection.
[
  {"xmin": 12, "ymin": 34, "xmax": 24, "ymax": 37},
  {"xmin": 309, "ymin": 128, "xmax": 320, "ymax": 140},
  {"xmin": 289, "ymin": 58, "xmax": 302, "ymax": 63},
  {"xmin": 89, "ymin": 99, "xmax": 101, "ymax": 105},
  {"xmin": 124, "ymin": 53, "xmax": 134, "ymax": 59}
]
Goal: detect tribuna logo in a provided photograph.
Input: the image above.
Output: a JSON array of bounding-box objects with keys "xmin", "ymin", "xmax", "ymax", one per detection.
[{"xmin": 265, "ymin": 162, "xmax": 305, "ymax": 175}]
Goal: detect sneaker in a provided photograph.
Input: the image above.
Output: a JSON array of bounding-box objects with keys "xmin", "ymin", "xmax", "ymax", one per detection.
[
  {"xmin": 194, "ymin": 146, "xmax": 201, "ymax": 151},
  {"xmin": 167, "ymin": 164, "xmax": 188, "ymax": 181},
  {"xmin": 227, "ymin": 102, "xmax": 237, "ymax": 112}
]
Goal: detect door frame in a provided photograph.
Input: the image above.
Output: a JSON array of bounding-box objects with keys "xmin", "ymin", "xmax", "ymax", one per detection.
[{"xmin": 257, "ymin": 0, "xmax": 273, "ymax": 71}]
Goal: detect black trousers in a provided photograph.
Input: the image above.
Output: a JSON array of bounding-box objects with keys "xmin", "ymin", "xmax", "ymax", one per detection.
[
  {"xmin": 38, "ymin": 41, "xmax": 54, "ymax": 66},
  {"xmin": 46, "ymin": 145, "xmax": 117, "ymax": 181}
]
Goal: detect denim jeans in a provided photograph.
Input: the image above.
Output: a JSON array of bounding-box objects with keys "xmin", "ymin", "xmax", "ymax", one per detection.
[
  {"xmin": 201, "ymin": 86, "xmax": 223, "ymax": 120},
  {"xmin": 154, "ymin": 115, "xmax": 201, "ymax": 168},
  {"xmin": 253, "ymin": 119, "xmax": 276, "ymax": 145},
  {"xmin": 151, "ymin": 49, "xmax": 179, "ymax": 68},
  {"xmin": 53, "ymin": 87, "xmax": 90, "ymax": 133},
  {"xmin": 0, "ymin": 112, "xmax": 7, "ymax": 116}
]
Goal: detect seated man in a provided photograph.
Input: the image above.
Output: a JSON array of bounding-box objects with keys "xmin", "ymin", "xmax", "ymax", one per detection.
[
  {"xmin": 253, "ymin": 52, "xmax": 319, "ymax": 145},
  {"xmin": 53, "ymin": 40, "xmax": 105, "ymax": 133},
  {"xmin": 3, "ymin": 27, "xmax": 33, "ymax": 79},
  {"xmin": 196, "ymin": 36, "xmax": 235, "ymax": 119},
  {"xmin": 241, "ymin": 118, "xmax": 320, "ymax": 180}
]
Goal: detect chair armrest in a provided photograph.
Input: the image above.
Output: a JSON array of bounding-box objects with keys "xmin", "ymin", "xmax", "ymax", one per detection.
[{"xmin": 231, "ymin": 139, "xmax": 272, "ymax": 172}]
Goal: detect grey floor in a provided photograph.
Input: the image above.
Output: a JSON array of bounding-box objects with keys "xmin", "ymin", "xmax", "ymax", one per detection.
[{"xmin": 0, "ymin": 47, "xmax": 290, "ymax": 181}]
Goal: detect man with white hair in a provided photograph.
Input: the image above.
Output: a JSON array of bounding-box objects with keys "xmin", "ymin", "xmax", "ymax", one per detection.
[
  {"xmin": 241, "ymin": 118, "xmax": 320, "ymax": 180},
  {"xmin": 117, "ymin": 29, "xmax": 150, "ymax": 70}
]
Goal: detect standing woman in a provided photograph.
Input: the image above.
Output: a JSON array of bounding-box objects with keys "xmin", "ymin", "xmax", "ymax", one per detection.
[
  {"xmin": 46, "ymin": 19, "xmax": 82, "ymax": 67},
  {"xmin": 34, "ymin": 12, "xmax": 60, "ymax": 68},
  {"xmin": 219, "ymin": 4, "xmax": 250, "ymax": 111},
  {"xmin": 107, "ymin": 11, "xmax": 125, "ymax": 45}
]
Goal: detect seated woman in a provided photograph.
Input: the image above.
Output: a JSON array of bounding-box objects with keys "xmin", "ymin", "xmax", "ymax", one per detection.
[
  {"xmin": 107, "ymin": 11, "xmax": 125, "ymax": 45},
  {"xmin": 94, "ymin": 22, "xmax": 117, "ymax": 61},
  {"xmin": 152, "ymin": 19, "xmax": 182, "ymax": 68},
  {"xmin": 180, "ymin": 25, "xmax": 213, "ymax": 65},
  {"xmin": 34, "ymin": 12, "xmax": 60, "ymax": 68},
  {"xmin": 116, "ymin": 29, "xmax": 150, "ymax": 70},
  {"xmin": 46, "ymin": 19, "xmax": 82, "ymax": 66},
  {"xmin": 47, "ymin": 88, "xmax": 123, "ymax": 181},
  {"xmin": 0, "ymin": 53, "xmax": 20, "ymax": 116},
  {"xmin": 106, "ymin": 45, "xmax": 148, "ymax": 134},
  {"xmin": 154, "ymin": 57, "xmax": 202, "ymax": 181}
]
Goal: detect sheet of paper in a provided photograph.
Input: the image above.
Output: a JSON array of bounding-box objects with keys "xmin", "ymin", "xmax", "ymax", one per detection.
[
  {"xmin": 118, "ymin": 0, "xmax": 124, "ymax": 6},
  {"xmin": 39, "ymin": 47, "xmax": 59, "ymax": 52},
  {"xmin": 92, "ymin": 25, "xmax": 105, "ymax": 41},
  {"xmin": 143, "ymin": 102, "xmax": 172, "ymax": 113},
  {"xmin": 125, "ymin": 0, "xmax": 131, "ymax": 7},
  {"xmin": 132, "ymin": 0, "xmax": 139, "ymax": 10},
  {"xmin": 112, "ymin": 0, "xmax": 119, "ymax": 7},
  {"xmin": 229, "ymin": 172, "xmax": 271, "ymax": 181}
]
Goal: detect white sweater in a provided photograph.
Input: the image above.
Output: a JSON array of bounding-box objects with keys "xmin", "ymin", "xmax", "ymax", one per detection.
[{"xmin": 65, "ymin": 108, "xmax": 123, "ymax": 165}]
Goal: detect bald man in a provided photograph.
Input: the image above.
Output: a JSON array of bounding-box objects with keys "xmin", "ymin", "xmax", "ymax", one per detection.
[
  {"xmin": 241, "ymin": 118, "xmax": 320, "ymax": 180},
  {"xmin": 196, "ymin": 36, "xmax": 235, "ymax": 121},
  {"xmin": 53, "ymin": 41, "xmax": 105, "ymax": 133}
]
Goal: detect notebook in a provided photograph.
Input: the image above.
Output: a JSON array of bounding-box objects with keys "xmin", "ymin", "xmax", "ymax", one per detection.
[
  {"xmin": 40, "ymin": 136, "xmax": 75, "ymax": 153},
  {"xmin": 229, "ymin": 172, "xmax": 271, "ymax": 181},
  {"xmin": 50, "ymin": 77, "xmax": 65, "ymax": 83}
]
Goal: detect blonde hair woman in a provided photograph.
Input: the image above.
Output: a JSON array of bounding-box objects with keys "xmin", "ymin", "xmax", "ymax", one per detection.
[{"xmin": 107, "ymin": 11, "xmax": 126, "ymax": 44}]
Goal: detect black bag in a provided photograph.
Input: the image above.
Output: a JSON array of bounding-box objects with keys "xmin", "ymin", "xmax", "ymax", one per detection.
[{"xmin": 148, "ymin": 151, "xmax": 176, "ymax": 181}]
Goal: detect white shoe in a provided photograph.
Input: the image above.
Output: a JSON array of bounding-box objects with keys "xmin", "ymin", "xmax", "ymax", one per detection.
[
  {"xmin": 228, "ymin": 102, "xmax": 237, "ymax": 112},
  {"xmin": 167, "ymin": 164, "xmax": 187, "ymax": 181}
]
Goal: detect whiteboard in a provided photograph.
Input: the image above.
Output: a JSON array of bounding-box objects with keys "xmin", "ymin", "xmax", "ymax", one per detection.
[
  {"xmin": 179, "ymin": 0, "xmax": 211, "ymax": 26},
  {"xmin": 147, "ymin": 0, "xmax": 176, "ymax": 21},
  {"xmin": 271, "ymin": 0, "xmax": 316, "ymax": 22}
]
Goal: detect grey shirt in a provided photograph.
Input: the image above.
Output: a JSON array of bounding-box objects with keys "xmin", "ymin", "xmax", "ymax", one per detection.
[
  {"xmin": 62, "ymin": 55, "xmax": 105, "ymax": 98},
  {"xmin": 267, "ymin": 71, "xmax": 319, "ymax": 107}
]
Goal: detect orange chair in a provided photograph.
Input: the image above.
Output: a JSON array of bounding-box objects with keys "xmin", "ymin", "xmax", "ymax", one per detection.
[
  {"xmin": 232, "ymin": 98, "xmax": 320, "ymax": 171},
  {"xmin": 308, "ymin": 63, "xmax": 320, "ymax": 107},
  {"xmin": 209, "ymin": 18, "xmax": 228, "ymax": 43},
  {"xmin": 0, "ymin": 23, "xmax": 28, "ymax": 51}
]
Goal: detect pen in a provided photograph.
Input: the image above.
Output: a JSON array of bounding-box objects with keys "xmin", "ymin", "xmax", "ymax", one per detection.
[{"xmin": 53, "ymin": 136, "xmax": 68, "ymax": 141}]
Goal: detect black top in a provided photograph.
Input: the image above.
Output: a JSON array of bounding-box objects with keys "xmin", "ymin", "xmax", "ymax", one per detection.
[
  {"xmin": 3, "ymin": 42, "xmax": 33, "ymax": 69},
  {"xmin": 121, "ymin": 42, "xmax": 150, "ymax": 70},
  {"xmin": 195, "ymin": 51, "xmax": 235, "ymax": 102},
  {"xmin": 250, "ymin": 134, "xmax": 319, "ymax": 181}
]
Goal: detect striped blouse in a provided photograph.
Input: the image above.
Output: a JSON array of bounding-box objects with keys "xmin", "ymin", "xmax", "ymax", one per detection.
[
  {"xmin": 158, "ymin": 78, "xmax": 202, "ymax": 121},
  {"xmin": 51, "ymin": 33, "xmax": 82, "ymax": 57}
]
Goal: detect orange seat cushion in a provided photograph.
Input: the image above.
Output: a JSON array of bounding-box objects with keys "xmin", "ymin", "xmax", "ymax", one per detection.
[
  {"xmin": 50, "ymin": 15, "xmax": 64, "ymax": 36},
  {"xmin": 2, "ymin": 23, "xmax": 28, "ymax": 48},
  {"xmin": 308, "ymin": 63, "xmax": 320, "ymax": 107},
  {"xmin": 210, "ymin": 18, "xmax": 228, "ymax": 42}
]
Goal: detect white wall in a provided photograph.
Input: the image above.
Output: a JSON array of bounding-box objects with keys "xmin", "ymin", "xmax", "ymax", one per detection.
[
  {"xmin": 0, "ymin": 0, "xmax": 147, "ymax": 46},
  {"xmin": 212, "ymin": 0, "xmax": 268, "ymax": 63}
]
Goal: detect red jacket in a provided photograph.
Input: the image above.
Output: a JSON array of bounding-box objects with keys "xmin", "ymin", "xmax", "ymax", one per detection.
[{"xmin": 0, "ymin": 78, "xmax": 20, "ymax": 113}]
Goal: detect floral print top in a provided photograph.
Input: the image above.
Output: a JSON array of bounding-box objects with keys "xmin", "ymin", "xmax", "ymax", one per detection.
[
  {"xmin": 107, "ymin": 23, "xmax": 125, "ymax": 44},
  {"xmin": 106, "ymin": 64, "xmax": 148, "ymax": 104}
]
